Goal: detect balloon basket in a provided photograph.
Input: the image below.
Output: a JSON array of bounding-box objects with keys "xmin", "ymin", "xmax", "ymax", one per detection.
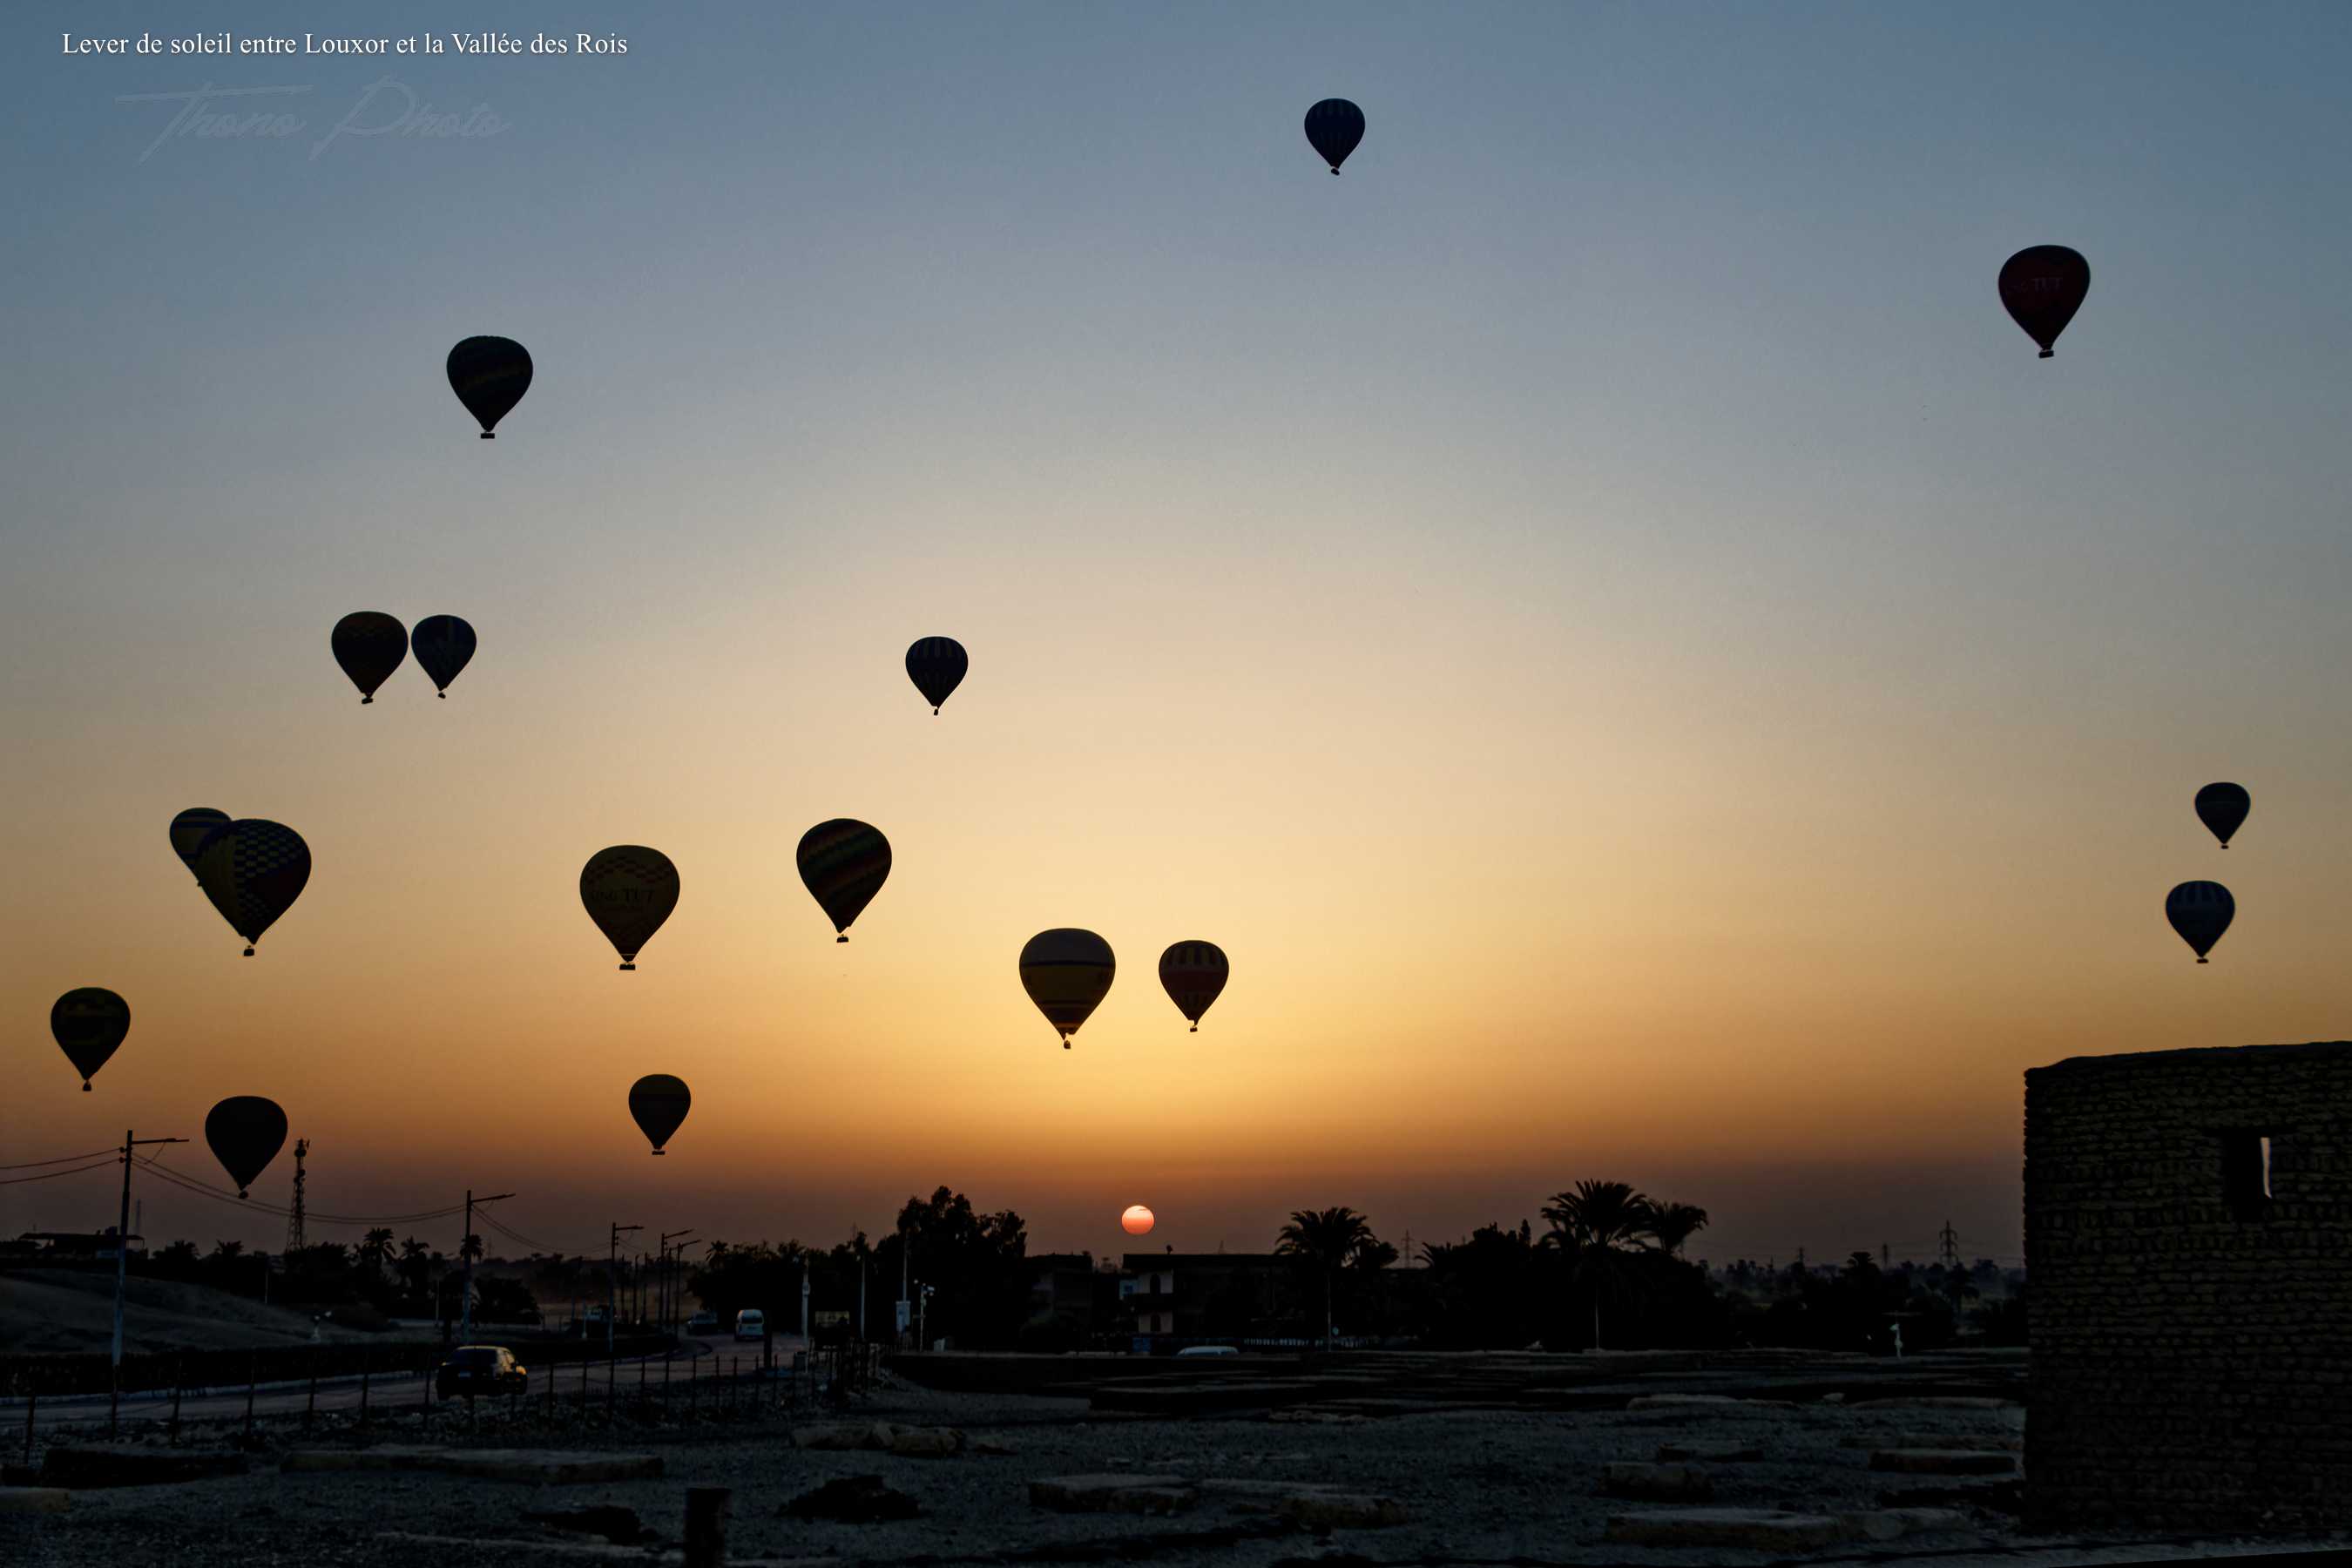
[
  {"xmin": 81, "ymin": 1082, "xmax": 91, "ymax": 1092},
  {"xmin": 2038, "ymin": 349, "xmax": 2054, "ymax": 359},
  {"xmin": 619, "ymin": 963, "xmax": 636, "ymax": 971},
  {"xmin": 652, "ymin": 1150, "xmax": 666, "ymax": 1157},
  {"xmin": 362, "ymin": 695, "xmax": 374, "ymax": 705},
  {"xmin": 243, "ymin": 947, "xmax": 255, "ymax": 957},
  {"xmin": 2197, "ymin": 957, "xmax": 2209, "ymax": 964},
  {"xmin": 437, "ymin": 692, "xmax": 447, "ymax": 700},
  {"xmin": 480, "ymin": 432, "xmax": 496, "ymax": 439},
  {"xmin": 837, "ymin": 935, "xmax": 848, "ymax": 943}
]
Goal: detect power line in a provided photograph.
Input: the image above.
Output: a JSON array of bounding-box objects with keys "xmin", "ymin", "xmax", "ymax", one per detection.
[
  {"xmin": 132, "ymin": 1156, "xmax": 463, "ymax": 1226},
  {"xmin": 0, "ymin": 1157, "xmax": 118, "ymax": 1186},
  {"xmin": 0, "ymin": 1148, "xmax": 119, "ymax": 1171}
]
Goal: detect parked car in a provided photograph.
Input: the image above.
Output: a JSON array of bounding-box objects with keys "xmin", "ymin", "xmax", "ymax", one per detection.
[
  {"xmin": 685, "ymin": 1311, "xmax": 718, "ymax": 1334},
  {"xmin": 436, "ymin": 1344, "xmax": 527, "ymax": 1399},
  {"xmin": 734, "ymin": 1308, "xmax": 767, "ymax": 1342},
  {"xmin": 1176, "ymin": 1344, "xmax": 1239, "ymax": 1357}
]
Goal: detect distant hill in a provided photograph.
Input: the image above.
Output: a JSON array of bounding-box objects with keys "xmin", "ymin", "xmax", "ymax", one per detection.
[{"xmin": 0, "ymin": 1268, "xmax": 423, "ymax": 1356}]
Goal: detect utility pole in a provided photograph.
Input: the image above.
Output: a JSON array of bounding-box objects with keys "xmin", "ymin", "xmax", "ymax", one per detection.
[
  {"xmin": 898, "ymin": 1223, "xmax": 910, "ymax": 1348},
  {"xmin": 283, "ymin": 1139, "xmax": 308, "ymax": 1253},
  {"xmin": 609, "ymin": 1222, "xmax": 641, "ymax": 1355},
  {"xmin": 459, "ymin": 1189, "xmax": 514, "ymax": 1343},
  {"xmin": 1937, "ymin": 1220, "xmax": 1962, "ymax": 1273},
  {"xmin": 659, "ymin": 1230, "xmax": 694, "ymax": 1333},
  {"xmin": 858, "ymin": 1250, "xmax": 867, "ymax": 1344},
  {"xmin": 112, "ymin": 1130, "xmax": 186, "ymax": 1368},
  {"xmin": 801, "ymin": 1256, "xmax": 811, "ymax": 1342}
]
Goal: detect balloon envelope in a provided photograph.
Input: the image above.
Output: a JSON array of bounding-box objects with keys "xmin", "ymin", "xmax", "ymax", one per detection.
[
  {"xmin": 205, "ymin": 1096, "xmax": 287, "ymax": 1198},
  {"xmin": 1121, "ymin": 1205, "xmax": 1155, "ymax": 1236},
  {"xmin": 628, "ymin": 1073, "xmax": 691, "ymax": 1154},
  {"xmin": 905, "ymin": 637, "xmax": 968, "ymax": 713},
  {"xmin": 332, "ymin": 612, "xmax": 409, "ymax": 704},
  {"xmin": 2166, "ymin": 881, "xmax": 2234, "ymax": 963},
  {"xmin": 796, "ymin": 820, "xmax": 891, "ymax": 941},
  {"xmin": 170, "ymin": 808, "xmax": 230, "ymax": 880},
  {"xmin": 1304, "ymin": 98, "xmax": 1365, "ymax": 172},
  {"xmin": 51, "ymin": 988, "xmax": 129, "ymax": 1091},
  {"xmin": 447, "ymin": 335, "xmax": 532, "ymax": 436},
  {"xmin": 1158, "ymin": 941, "xmax": 1229, "ymax": 1031},
  {"xmin": 1998, "ymin": 246, "xmax": 2090, "ymax": 357},
  {"xmin": 193, "ymin": 820, "xmax": 311, "ymax": 955},
  {"xmin": 580, "ymin": 846, "xmax": 679, "ymax": 970},
  {"xmin": 2194, "ymin": 782, "xmax": 2250, "ymax": 848},
  {"xmin": 411, "ymin": 615, "xmax": 477, "ymax": 697},
  {"xmin": 1019, "ymin": 929, "xmax": 1116, "ymax": 1048}
]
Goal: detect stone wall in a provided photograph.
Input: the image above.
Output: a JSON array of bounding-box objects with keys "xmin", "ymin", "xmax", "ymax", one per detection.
[{"xmin": 2024, "ymin": 1040, "xmax": 2352, "ymax": 1531}]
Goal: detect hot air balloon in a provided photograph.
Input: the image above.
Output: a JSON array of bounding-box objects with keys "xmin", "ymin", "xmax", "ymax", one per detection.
[
  {"xmin": 1305, "ymin": 98, "xmax": 1364, "ymax": 174},
  {"xmin": 628, "ymin": 1074, "xmax": 691, "ymax": 1155},
  {"xmin": 193, "ymin": 819, "xmax": 311, "ymax": 956},
  {"xmin": 1998, "ymin": 247, "xmax": 2090, "ymax": 358},
  {"xmin": 205, "ymin": 1096, "xmax": 287, "ymax": 1198},
  {"xmin": 2166, "ymin": 881, "xmax": 2234, "ymax": 963},
  {"xmin": 51, "ymin": 988, "xmax": 129, "ymax": 1092},
  {"xmin": 2195, "ymin": 782, "xmax": 2251, "ymax": 848},
  {"xmin": 170, "ymin": 808, "xmax": 230, "ymax": 882},
  {"xmin": 447, "ymin": 335, "xmax": 532, "ymax": 437},
  {"xmin": 1019, "ymin": 929, "xmax": 1115, "ymax": 1049},
  {"xmin": 905, "ymin": 637, "xmax": 968, "ymax": 715},
  {"xmin": 1158, "ymin": 941, "xmax": 1228, "ymax": 1033},
  {"xmin": 796, "ymin": 820, "xmax": 890, "ymax": 942},
  {"xmin": 580, "ymin": 846, "xmax": 679, "ymax": 970},
  {"xmin": 332, "ymin": 612, "xmax": 409, "ymax": 705},
  {"xmin": 1121, "ymin": 1205, "xmax": 1155, "ymax": 1237},
  {"xmin": 411, "ymin": 615, "xmax": 477, "ymax": 699}
]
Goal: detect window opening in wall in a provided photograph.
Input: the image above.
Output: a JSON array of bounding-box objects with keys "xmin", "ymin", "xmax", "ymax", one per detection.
[{"xmin": 2220, "ymin": 1131, "xmax": 2274, "ymax": 1216}]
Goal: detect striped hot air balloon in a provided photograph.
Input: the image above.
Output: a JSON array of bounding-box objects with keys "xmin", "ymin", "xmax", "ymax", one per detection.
[
  {"xmin": 1158, "ymin": 941, "xmax": 1229, "ymax": 1032},
  {"xmin": 1304, "ymin": 98, "xmax": 1365, "ymax": 173},
  {"xmin": 904, "ymin": 637, "xmax": 968, "ymax": 715},
  {"xmin": 447, "ymin": 336, "xmax": 532, "ymax": 437},
  {"xmin": 193, "ymin": 819, "xmax": 312, "ymax": 956},
  {"xmin": 796, "ymin": 820, "xmax": 891, "ymax": 942},
  {"xmin": 580, "ymin": 846, "xmax": 679, "ymax": 970},
  {"xmin": 1020, "ymin": 929, "xmax": 1116, "ymax": 1049},
  {"xmin": 2166, "ymin": 881, "xmax": 2234, "ymax": 963}
]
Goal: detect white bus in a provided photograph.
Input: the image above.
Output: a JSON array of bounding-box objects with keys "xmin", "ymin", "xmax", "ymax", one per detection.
[{"xmin": 734, "ymin": 1308, "xmax": 766, "ymax": 1342}]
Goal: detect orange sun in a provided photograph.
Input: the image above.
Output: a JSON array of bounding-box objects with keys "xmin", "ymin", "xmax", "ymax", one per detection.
[{"xmin": 1120, "ymin": 1204, "xmax": 1155, "ymax": 1236}]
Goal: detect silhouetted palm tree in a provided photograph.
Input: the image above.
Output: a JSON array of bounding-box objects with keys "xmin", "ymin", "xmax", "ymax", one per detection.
[
  {"xmin": 1274, "ymin": 1206, "xmax": 1380, "ymax": 1350},
  {"xmin": 1538, "ymin": 1180, "xmax": 1654, "ymax": 1350},
  {"xmin": 358, "ymin": 1227, "xmax": 394, "ymax": 1281},
  {"xmin": 1643, "ymin": 1201, "xmax": 1710, "ymax": 1258},
  {"xmin": 397, "ymin": 1236, "xmax": 430, "ymax": 1294}
]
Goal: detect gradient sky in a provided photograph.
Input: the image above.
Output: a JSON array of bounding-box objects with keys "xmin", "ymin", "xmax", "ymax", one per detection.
[{"xmin": 8, "ymin": 3, "xmax": 2351, "ymax": 1276}]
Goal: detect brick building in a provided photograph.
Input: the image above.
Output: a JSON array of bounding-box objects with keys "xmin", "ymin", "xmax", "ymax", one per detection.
[{"xmin": 2023, "ymin": 1040, "xmax": 2352, "ymax": 1531}]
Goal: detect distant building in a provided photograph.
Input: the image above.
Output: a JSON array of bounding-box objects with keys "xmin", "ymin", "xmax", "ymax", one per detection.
[
  {"xmin": 1119, "ymin": 1252, "xmax": 1296, "ymax": 1341},
  {"xmin": 1026, "ymin": 1252, "xmax": 1098, "ymax": 1331},
  {"xmin": 2024, "ymin": 1041, "xmax": 2352, "ymax": 1531},
  {"xmin": 14, "ymin": 1228, "xmax": 143, "ymax": 1261}
]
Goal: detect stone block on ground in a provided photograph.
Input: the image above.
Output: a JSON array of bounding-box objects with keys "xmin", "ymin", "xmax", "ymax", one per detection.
[
  {"xmin": 784, "ymin": 1474, "xmax": 922, "ymax": 1523},
  {"xmin": 39, "ymin": 1446, "xmax": 249, "ymax": 1488},
  {"xmin": 520, "ymin": 1506, "xmax": 655, "ymax": 1545},
  {"xmin": 793, "ymin": 1422, "xmax": 887, "ymax": 1451},
  {"xmin": 1849, "ymin": 1396, "xmax": 2021, "ymax": 1411},
  {"xmin": 0, "ymin": 1488, "xmax": 70, "ymax": 1515},
  {"xmin": 1604, "ymin": 1508, "xmax": 1852, "ymax": 1550},
  {"xmin": 1625, "ymin": 1394, "xmax": 1793, "ymax": 1410},
  {"xmin": 1832, "ymin": 1506, "xmax": 1968, "ymax": 1542},
  {"xmin": 1278, "ymin": 1490, "xmax": 1408, "ymax": 1529},
  {"xmin": 1656, "ymin": 1441, "xmax": 1763, "ymax": 1463},
  {"xmin": 1030, "ymin": 1474, "xmax": 1199, "ymax": 1516},
  {"xmin": 1868, "ymin": 1449, "xmax": 2018, "ymax": 1476},
  {"xmin": 1841, "ymin": 1431, "xmax": 2020, "ymax": 1452},
  {"xmin": 281, "ymin": 1447, "xmax": 660, "ymax": 1484},
  {"xmin": 1601, "ymin": 1460, "xmax": 1713, "ymax": 1501},
  {"xmin": 885, "ymin": 1426, "xmax": 965, "ymax": 1458}
]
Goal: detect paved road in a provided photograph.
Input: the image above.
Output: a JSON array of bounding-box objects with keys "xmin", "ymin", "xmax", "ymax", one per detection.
[{"xmin": 10, "ymin": 1331, "xmax": 815, "ymax": 1436}]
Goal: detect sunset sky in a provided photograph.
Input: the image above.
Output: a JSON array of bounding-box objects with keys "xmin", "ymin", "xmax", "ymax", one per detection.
[{"xmin": 8, "ymin": 2, "xmax": 2351, "ymax": 1276}]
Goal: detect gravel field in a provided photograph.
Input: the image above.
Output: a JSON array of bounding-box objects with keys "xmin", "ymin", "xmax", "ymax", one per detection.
[{"xmin": 3, "ymin": 1376, "xmax": 2342, "ymax": 1566}]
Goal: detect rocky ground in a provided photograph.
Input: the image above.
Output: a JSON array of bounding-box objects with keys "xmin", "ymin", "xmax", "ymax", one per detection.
[{"xmin": 1, "ymin": 1364, "xmax": 2342, "ymax": 1566}]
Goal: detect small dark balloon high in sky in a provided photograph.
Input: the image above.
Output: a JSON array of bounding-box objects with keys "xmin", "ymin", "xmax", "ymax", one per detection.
[
  {"xmin": 2166, "ymin": 880, "xmax": 2234, "ymax": 963},
  {"xmin": 580, "ymin": 845, "xmax": 680, "ymax": 970},
  {"xmin": 796, "ymin": 820, "xmax": 891, "ymax": 942},
  {"xmin": 447, "ymin": 335, "xmax": 532, "ymax": 437},
  {"xmin": 193, "ymin": 819, "xmax": 311, "ymax": 956},
  {"xmin": 168, "ymin": 808, "xmax": 229, "ymax": 882},
  {"xmin": 905, "ymin": 637, "xmax": 968, "ymax": 714},
  {"xmin": 205, "ymin": 1095, "xmax": 288, "ymax": 1199},
  {"xmin": 1997, "ymin": 246, "xmax": 2091, "ymax": 358},
  {"xmin": 1304, "ymin": 98, "xmax": 1365, "ymax": 173},
  {"xmin": 331, "ymin": 612, "xmax": 409, "ymax": 705},
  {"xmin": 51, "ymin": 987, "xmax": 130, "ymax": 1092},
  {"xmin": 411, "ymin": 615, "xmax": 477, "ymax": 699},
  {"xmin": 2194, "ymin": 782, "xmax": 2251, "ymax": 848},
  {"xmin": 628, "ymin": 1073, "xmax": 692, "ymax": 1155},
  {"xmin": 1020, "ymin": 929, "xmax": 1116, "ymax": 1049},
  {"xmin": 1158, "ymin": 940, "xmax": 1229, "ymax": 1032}
]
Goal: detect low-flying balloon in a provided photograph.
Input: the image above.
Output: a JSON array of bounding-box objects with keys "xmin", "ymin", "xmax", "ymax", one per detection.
[
  {"xmin": 1158, "ymin": 941, "xmax": 1228, "ymax": 1032},
  {"xmin": 193, "ymin": 819, "xmax": 312, "ymax": 956},
  {"xmin": 205, "ymin": 1096, "xmax": 287, "ymax": 1198},
  {"xmin": 1304, "ymin": 98, "xmax": 1364, "ymax": 173},
  {"xmin": 1121, "ymin": 1205, "xmax": 1155, "ymax": 1237},
  {"xmin": 447, "ymin": 335, "xmax": 532, "ymax": 437},
  {"xmin": 411, "ymin": 615, "xmax": 477, "ymax": 699},
  {"xmin": 170, "ymin": 808, "xmax": 230, "ymax": 881},
  {"xmin": 1998, "ymin": 246, "xmax": 2090, "ymax": 358},
  {"xmin": 2166, "ymin": 881, "xmax": 2234, "ymax": 963},
  {"xmin": 628, "ymin": 1074, "xmax": 691, "ymax": 1155},
  {"xmin": 332, "ymin": 612, "xmax": 409, "ymax": 705},
  {"xmin": 2194, "ymin": 782, "xmax": 2250, "ymax": 849},
  {"xmin": 905, "ymin": 637, "xmax": 968, "ymax": 715},
  {"xmin": 1019, "ymin": 929, "xmax": 1116, "ymax": 1049},
  {"xmin": 51, "ymin": 988, "xmax": 130, "ymax": 1092},
  {"xmin": 581, "ymin": 846, "xmax": 679, "ymax": 970},
  {"xmin": 796, "ymin": 820, "xmax": 891, "ymax": 942}
]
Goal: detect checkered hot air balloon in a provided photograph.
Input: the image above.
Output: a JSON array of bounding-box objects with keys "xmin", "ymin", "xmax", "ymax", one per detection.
[
  {"xmin": 193, "ymin": 819, "xmax": 311, "ymax": 956},
  {"xmin": 205, "ymin": 1096, "xmax": 287, "ymax": 1199},
  {"xmin": 1157, "ymin": 941, "xmax": 1229, "ymax": 1032},
  {"xmin": 51, "ymin": 988, "xmax": 129, "ymax": 1092},
  {"xmin": 446, "ymin": 335, "xmax": 532, "ymax": 438},
  {"xmin": 580, "ymin": 846, "xmax": 679, "ymax": 970},
  {"xmin": 796, "ymin": 820, "xmax": 891, "ymax": 942},
  {"xmin": 331, "ymin": 612, "xmax": 409, "ymax": 705},
  {"xmin": 1020, "ymin": 929, "xmax": 1116, "ymax": 1050}
]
